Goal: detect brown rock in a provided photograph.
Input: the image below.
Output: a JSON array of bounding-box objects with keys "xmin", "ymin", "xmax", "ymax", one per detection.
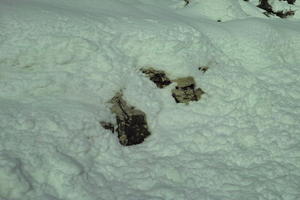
[
  {"xmin": 100, "ymin": 121, "xmax": 115, "ymax": 133},
  {"xmin": 141, "ymin": 67, "xmax": 172, "ymax": 88},
  {"xmin": 172, "ymin": 77, "xmax": 204, "ymax": 104},
  {"xmin": 109, "ymin": 92, "xmax": 151, "ymax": 146},
  {"xmin": 198, "ymin": 66, "xmax": 209, "ymax": 73}
]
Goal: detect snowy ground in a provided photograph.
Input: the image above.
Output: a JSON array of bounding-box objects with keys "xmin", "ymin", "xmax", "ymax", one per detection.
[{"xmin": 1, "ymin": 0, "xmax": 300, "ymax": 199}]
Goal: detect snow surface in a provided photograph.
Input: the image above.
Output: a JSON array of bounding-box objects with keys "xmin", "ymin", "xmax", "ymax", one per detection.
[{"xmin": 1, "ymin": 0, "xmax": 300, "ymax": 199}]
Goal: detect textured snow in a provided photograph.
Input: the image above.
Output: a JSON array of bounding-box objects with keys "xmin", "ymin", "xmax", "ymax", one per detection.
[{"xmin": 1, "ymin": 0, "xmax": 300, "ymax": 200}]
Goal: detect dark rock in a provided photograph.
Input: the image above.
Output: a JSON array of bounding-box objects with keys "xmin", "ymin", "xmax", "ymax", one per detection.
[
  {"xmin": 198, "ymin": 66, "xmax": 208, "ymax": 73},
  {"xmin": 257, "ymin": 0, "xmax": 273, "ymax": 13},
  {"xmin": 109, "ymin": 92, "xmax": 151, "ymax": 146},
  {"xmin": 100, "ymin": 121, "xmax": 115, "ymax": 133},
  {"xmin": 141, "ymin": 68, "xmax": 172, "ymax": 88},
  {"xmin": 171, "ymin": 77, "xmax": 204, "ymax": 104},
  {"xmin": 257, "ymin": 0, "xmax": 295, "ymax": 18},
  {"xmin": 275, "ymin": 10, "xmax": 295, "ymax": 18},
  {"xmin": 184, "ymin": 0, "xmax": 190, "ymax": 6},
  {"xmin": 280, "ymin": 0, "xmax": 296, "ymax": 5}
]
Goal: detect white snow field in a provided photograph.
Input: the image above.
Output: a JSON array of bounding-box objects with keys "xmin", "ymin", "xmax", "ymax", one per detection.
[{"xmin": 1, "ymin": 0, "xmax": 300, "ymax": 199}]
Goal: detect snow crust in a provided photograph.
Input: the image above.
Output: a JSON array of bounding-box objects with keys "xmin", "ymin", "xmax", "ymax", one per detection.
[{"xmin": 1, "ymin": 0, "xmax": 300, "ymax": 199}]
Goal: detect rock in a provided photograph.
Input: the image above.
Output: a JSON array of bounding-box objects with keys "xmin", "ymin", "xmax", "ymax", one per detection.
[
  {"xmin": 141, "ymin": 67, "xmax": 172, "ymax": 88},
  {"xmin": 257, "ymin": 0, "xmax": 273, "ymax": 13},
  {"xmin": 280, "ymin": 0, "xmax": 296, "ymax": 5},
  {"xmin": 198, "ymin": 66, "xmax": 209, "ymax": 73},
  {"xmin": 184, "ymin": 0, "xmax": 190, "ymax": 6},
  {"xmin": 275, "ymin": 10, "xmax": 295, "ymax": 18},
  {"xmin": 171, "ymin": 77, "xmax": 204, "ymax": 104},
  {"xmin": 257, "ymin": 0, "xmax": 295, "ymax": 18},
  {"xmin": 99, "ymin": 121, "xmax": 115, "ymax": 133},
  {"xmin": 140, "ymin": 67, "xmax": 205, "ymax": 104},
  {"xmin": 109, "ymin": 92, "xmax": 151, "ymax": 146}
]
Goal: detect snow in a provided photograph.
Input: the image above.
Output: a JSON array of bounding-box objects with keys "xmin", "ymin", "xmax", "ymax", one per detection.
[{"xmin": 1, "ymin": 0, "xmax": 300, "ymax": 199}]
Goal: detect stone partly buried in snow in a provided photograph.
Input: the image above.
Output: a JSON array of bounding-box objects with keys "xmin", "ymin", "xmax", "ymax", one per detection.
[
  {"xmin": 256, "ymin": 0, "xmax": 295, "ymax": 18},
  {"xmin": 99, "ymin": 121, "xmax": 115, "ymax": 133},
  {"xmin": 101, "ymin": 93, "xmax": 151, "ymax": 146},
  {"xmin": 141, "ymin": 67, "xmax": 172, "ymax": 88},
  {"xmin": 172, "ymin": 77, "xmax": 204, "ymax": 104},
  {"xmin": 141, "ymin": 67, "xmax": 204, "ymax": 103}
]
